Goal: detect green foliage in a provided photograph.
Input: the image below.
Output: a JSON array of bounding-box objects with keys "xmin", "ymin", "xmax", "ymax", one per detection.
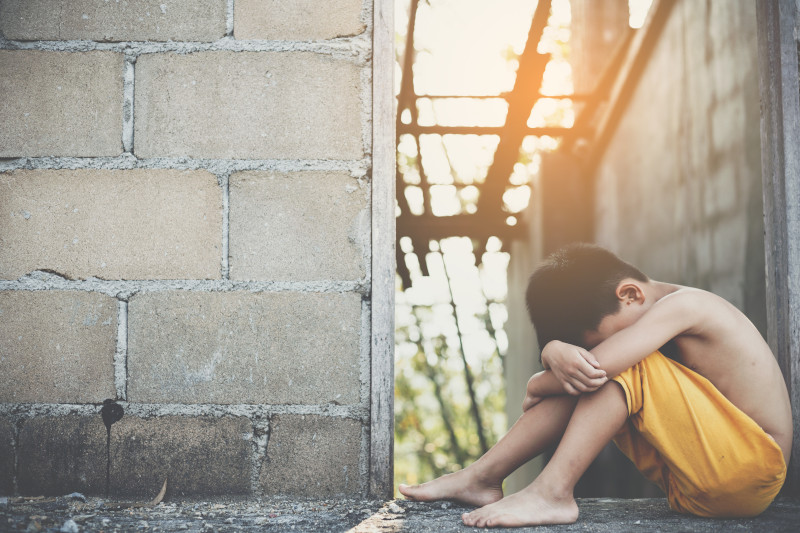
[{"xmin": 394, "ymin": 297, "xmax": 507, "ymax": 493}]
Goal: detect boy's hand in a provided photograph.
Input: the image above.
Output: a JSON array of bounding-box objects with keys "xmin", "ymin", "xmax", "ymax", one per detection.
[
  {"xmin": 523, "ymin": 370, "xmax": 563, "ymax": 409},
  {"xmin": 542, "ymin": 340, "xmax": 607, "ymax": 395}
]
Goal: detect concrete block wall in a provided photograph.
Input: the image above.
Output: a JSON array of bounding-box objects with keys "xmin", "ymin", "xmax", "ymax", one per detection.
[
  {"xmin": 0, "ymin": 0, "xmax": 377, "ymax": 498},
  {"xmin": 591, "ymin": 0, "xmax": 767, "ymax": 332}
]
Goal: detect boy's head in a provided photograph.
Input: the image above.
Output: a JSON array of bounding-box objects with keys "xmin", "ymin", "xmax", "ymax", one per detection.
[{"xmin": 526, "ymin": 243, "xmax": 649, "ymax": 349}]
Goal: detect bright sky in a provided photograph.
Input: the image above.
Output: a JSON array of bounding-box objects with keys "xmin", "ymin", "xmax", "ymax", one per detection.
[
  {"xmin": 395, "ymin": 0, "xmax": 575, "ymax": 378},
  {"xmin": 395, "ymin": 0, "xmax": 655, "ymax": 365}
]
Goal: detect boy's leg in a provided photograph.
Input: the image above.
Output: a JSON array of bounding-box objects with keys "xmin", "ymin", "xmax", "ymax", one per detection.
[
  {"xmin": 399, "ymin": 394, "xmax": 579, "ymax": 507},
  {"xmin": 610, "ymin": 351, "xmax": 786, "ymax": 517},
  {"xmin": 462, "ymin": 381, "xmax": 628, "ymax": 527}
]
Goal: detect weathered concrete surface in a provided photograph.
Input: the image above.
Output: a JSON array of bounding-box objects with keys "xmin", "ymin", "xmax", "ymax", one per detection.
[
  {"xmin": 110, "ymin": 416, "xmax": 252, "ymax": 497},
  {"xmin": 0, "ymin": 291, "xmax": 116, "ymax": 403},
  {"xmin": 127, "ymin": 291, "xmax": 362, "ymax": 404},
  {"xmin": 2, "ymin": 498, "xmax": 799, "ymax": 532},
  {"xmin": 234, "ymin": 0, "xmax": 367, "ymax": 40},
  {"xmin": 0, "ymin": 417, "xmax": 14, "ymax": 496},
  {"xmin": 0, "ymin": 0, "xmax": 226, "ymax": 42},
  {"xmin": 229, "ymin": 171, "xmax": 368, "ymax": 281},
  {"xmin": 0, "ymin": 0, "xmax": 380, "ymax": 503},
  {"xmin": 354, "ymin": 499, "xmax": 800, "ymax": 532},
  {"xmin": 16, "ymin": 415, "xmax": 252, "ymax": 497},
  {"xmin": 0, "ymin": 169, "xmax": 223, "ymax": 280},
  {"xmin": 17, "ymin": 416, "xmax": 107, "ymax": 496},
  {"xmin": 0, "ymin": 51, "xmax": 123, "ymax": 157},
  {"xmin": 261, "ymin": 415, "xmax": 362, "ymax": 497},
  {"xmin": 134, "ymin": 52, "xmax": 364, "ymax": 159}
]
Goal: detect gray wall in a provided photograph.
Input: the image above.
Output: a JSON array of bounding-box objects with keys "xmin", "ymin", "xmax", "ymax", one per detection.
[
  {"xmin": 593, "ymin": 0, "xmax": 766, "ymax": 332},
  {"xmin": 0, "ymin": 0, "xmax": 383, "ymax": 498}
]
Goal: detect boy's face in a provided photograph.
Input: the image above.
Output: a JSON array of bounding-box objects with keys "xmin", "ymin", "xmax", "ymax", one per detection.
[
  {"xmin": 582, "ymin": 304, "xmax": 641, "ymax": 349},
  {"xmin": 582, "ymin": 279, "xmax": 651, "ymax": 348}
]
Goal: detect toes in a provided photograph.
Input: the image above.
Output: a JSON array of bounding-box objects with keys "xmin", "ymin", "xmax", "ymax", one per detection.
[
  {"xmin": 398, "ymin": 484, "xmax": 418, "ymax": 499},
  {"xmin": 464, "ymin": 510, "xmax": 486, "ymax": 528}
]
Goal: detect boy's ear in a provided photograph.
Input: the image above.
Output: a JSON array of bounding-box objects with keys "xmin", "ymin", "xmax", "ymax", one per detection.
[{"xmin": 616, "ymin": 280, "xmax": 644, "ymax": 305}]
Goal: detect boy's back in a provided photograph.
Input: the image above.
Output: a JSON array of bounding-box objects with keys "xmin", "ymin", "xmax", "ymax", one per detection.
[{"xmin": 647, "ymin": 287, "xmax": 792, "ymax": 461}]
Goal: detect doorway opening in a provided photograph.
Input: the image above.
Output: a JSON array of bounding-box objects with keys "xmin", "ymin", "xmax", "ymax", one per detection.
[{"xmin": 393, "ymin": 0, "xmax": 574, "ymax": 494}]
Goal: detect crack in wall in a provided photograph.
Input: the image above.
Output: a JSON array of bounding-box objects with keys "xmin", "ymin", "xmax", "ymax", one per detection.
[
  {"xmin": 100, "ymin": 399, "xmax": 124, "ymax": 497},
  {"xmin": 226, "ymin": 0, "xmax": 235, "ymax": 38},
  {"xmin": 31, "ymin": 268, "xmax": 74, "ymax": 281},
  {"xmin": 122, "ymin": 54, "xmax": 136, "ymax": 153},
  {"xmin": 219, "ymin": 171, "xmax": 231, "ymax": 280},
  {"xmin": 11, "ymin": 418, "xmax": 21, "ymax": 495},
  {"xmin": 114, "ymin": 300, "xmax": 128, "ymax": 400},
  {"xmin": 358, "ymin": 297, "xmax": 373, "ymax": 494},
  {"xmin": 249, "ymin": 416, "xmax": 269, "ymax": 497}
]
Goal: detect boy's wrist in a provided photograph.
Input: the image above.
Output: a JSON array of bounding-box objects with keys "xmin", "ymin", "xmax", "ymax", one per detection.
[
  {"xmin": 541, "ymin": 340, "xmax": 564, "ymax": 368},
  {"xmin": 528, "ymin": 369, "xmax": 568, "ymax": 397}
]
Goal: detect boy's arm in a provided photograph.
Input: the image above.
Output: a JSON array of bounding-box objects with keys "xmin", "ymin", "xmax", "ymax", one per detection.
[
  {"xmin": 590, "ymin": 291, "xmax": 701, "ymax": 376},
  {"xmin": 522, "ymin": 370, "xmax": 568, "ymax": 411},
  {"xmin": 541, "ymin": 341, "xmax": 607, "ymax": 395},
  {"xmin": 544, "ymin": 290, "xmax": 702, "ymax": 392},
  {"xmin": 527, "ymin": 370, "xmax": 568, "ymax": 396}
]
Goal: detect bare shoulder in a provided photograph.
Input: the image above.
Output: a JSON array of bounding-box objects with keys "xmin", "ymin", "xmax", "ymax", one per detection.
[
  {"xmin": 654, "ymin": 286, "xmax": 767, "ymax": 356},
  {"xmin": 650, "ymin": 287, "xmax": 733, "ymax": 329},
  {"xmin": 655, "ymin": 286, "xmax": 722, "ymax": 307}
]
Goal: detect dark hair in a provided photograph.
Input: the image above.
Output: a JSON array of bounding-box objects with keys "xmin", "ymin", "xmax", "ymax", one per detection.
[{"xmin": 526, "ymin": 243, "xmax": 648, "ymax": 349}]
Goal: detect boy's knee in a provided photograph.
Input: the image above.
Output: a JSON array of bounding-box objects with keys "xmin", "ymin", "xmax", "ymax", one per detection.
[
  {"xmin": 596, "ymin": 379, "xmax": 627, "ymax": 402},
  {"xmin": 604, "ymin": 380, "xmax": 629, "ymax": 412},
  {"xmin": 579, "ymin": 380, "xmax": 628, "ymax": 414}
]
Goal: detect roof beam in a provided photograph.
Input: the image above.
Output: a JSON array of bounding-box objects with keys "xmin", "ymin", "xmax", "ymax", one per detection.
[{"xmin": 475, "ymin": 0, "xmax": 553, "ymax": 215}]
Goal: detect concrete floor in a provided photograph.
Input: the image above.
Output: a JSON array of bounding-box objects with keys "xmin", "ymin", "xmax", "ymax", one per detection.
[{"xmin": 2, "ymin": 495, "xmax": 800, "ymax": 532}]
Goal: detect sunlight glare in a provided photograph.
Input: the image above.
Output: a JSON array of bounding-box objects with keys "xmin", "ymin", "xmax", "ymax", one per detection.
[
  {"xmin": 503, "ymin": 185, "xmax": 532, "ymax": 213},
  {"xmin": 629, "ymin": 0, "xmax": 655, "ymax": 29},
  {"xmin": 404, "ymin": 186, "xmax": 424, "ymax": 215},
  {"xmin": 431, "ymin": 185, "xmax": 462, "ymax": 216},
  {"xmin": 412, "ymin": 0, "xmax": 536, "ymax": 96},
  {"xmin": 420, "ymin": 135, "xmax": 455, "ymax": 184}
]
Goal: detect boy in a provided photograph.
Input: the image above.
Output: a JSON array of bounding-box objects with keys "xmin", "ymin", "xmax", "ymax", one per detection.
[{"xmin": 399, "ymin": 243, "xmax": 792, "ymax": 528}]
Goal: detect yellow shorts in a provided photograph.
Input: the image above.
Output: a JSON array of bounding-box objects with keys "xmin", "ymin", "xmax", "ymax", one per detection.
[{"xmin": 611, "ymin": 351, "xmax": 786, "ymax": 517}]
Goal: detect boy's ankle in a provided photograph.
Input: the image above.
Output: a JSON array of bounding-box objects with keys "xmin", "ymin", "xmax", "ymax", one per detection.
[
  {"xmin": 524, "ymin": 479, "xmax": 573, "ymax": 502},
  {"xmin": 467, "ymin": 460, "xmax": 503, "ymax": 487}
]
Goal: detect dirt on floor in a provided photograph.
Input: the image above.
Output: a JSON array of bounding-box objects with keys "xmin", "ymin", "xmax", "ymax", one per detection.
[{"xmin": 2, "ymin": 495, "xmax": 800, "ymax": 532}]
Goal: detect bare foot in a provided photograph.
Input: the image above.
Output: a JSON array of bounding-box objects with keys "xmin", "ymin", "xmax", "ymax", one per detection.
[
  {"xmin": 398, "ymin": 469, "xmax": 503, "ymax": 508},
  {"xmin": 461, "ymin": 483, "xmax": 578, "ymax": 528}
]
